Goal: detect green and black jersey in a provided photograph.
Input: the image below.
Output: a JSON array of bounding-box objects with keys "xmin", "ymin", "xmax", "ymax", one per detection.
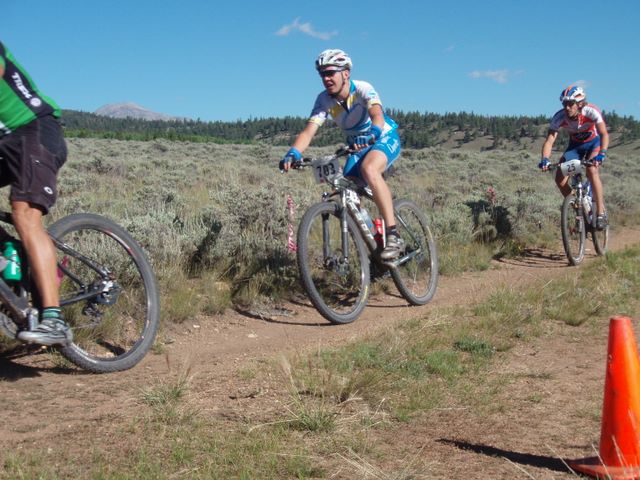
[{"xmin": 0, "ymin": 41, "xmax": 61, "ymax": 136}]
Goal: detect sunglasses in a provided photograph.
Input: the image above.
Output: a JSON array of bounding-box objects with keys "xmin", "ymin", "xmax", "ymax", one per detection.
[
  {"xmin": 318, "ymin": 69, "xmax": 344, "ymax": 78},
  {"xmin": 563, "ymin": 100, "xmax": 577, "ymax": 107}
]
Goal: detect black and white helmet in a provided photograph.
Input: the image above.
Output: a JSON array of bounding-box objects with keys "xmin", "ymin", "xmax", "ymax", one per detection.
[{"xmin": 315, "ymin": 49, "xmax": 352, "ymax": 71}]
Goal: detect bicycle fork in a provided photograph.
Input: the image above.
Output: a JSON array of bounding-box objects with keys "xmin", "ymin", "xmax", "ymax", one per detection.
[{"xmin": 572, "ymin": 179, "xmax": 595, "ymax": 230}]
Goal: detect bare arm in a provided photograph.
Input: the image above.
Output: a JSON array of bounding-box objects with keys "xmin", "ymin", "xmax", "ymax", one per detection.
[
  {"xmin": 596, "ymin": 121, "xmax": 609, "ymax": 152},
  {"xmin": 369, "ymin": 104, "xmax": 385, "ymax": 131},
  {"xmin": 541, "ymin": 129, "xmax": 558, "ymax": 159},
  {"xmin": 291, "ymin": 122, "xmax": 319, "ymax": 154},
  {"xmin": 280, "ymin": 121, "xmax": 319, "ymax": 172},
  {"xmin": 350, "ymin": 104, "xmax": 385, "ymax": 151}
]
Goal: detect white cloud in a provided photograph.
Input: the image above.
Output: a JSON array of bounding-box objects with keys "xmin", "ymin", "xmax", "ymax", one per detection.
[
  {"xmin": 275, "ymin": 18, "xmax": 337, "ymax": 40},
  {"xmin": 468, "ymin": 69, "xmax": 510, "ymax": 84}
]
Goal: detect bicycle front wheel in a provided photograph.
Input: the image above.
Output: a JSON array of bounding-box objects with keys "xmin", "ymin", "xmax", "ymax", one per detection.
[
  {"xmin": 389, "ymin": 199, "xmax": 438, "ymax": 305},
  {"xmin": 48, "ymin": 213, "xmax": 160, "ymax": 373},
  {"xmin": 560, "ymin": 195, "xmax": 586, "ymax": 265},
  {"xmin": 297, "ymin": 202, "xmax": 370, "ymax": 324}
]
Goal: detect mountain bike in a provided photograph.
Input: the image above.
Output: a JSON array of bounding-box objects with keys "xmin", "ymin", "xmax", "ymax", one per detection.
[
  {"xmin": 551, "ymin": 159, "xmax": 609, "ymax": 265},
  {"xmin": 292, "ymin": 147, "xmax": 438, "ymax": 324},
  {"xmin": 0, "ymin": 212, "xmax": 160, "ymax": 373}
]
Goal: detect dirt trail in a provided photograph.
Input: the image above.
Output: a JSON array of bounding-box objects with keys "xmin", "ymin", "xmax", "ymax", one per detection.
[{"xmin": 1, "ymin": 228, "xmax": 639, "ymax": 478}]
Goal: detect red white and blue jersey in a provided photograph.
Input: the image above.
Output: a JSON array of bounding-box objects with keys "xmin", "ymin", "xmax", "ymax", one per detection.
[{"xmin": 548, "ymin": 104, "xmax": 605, "ymax": 144}]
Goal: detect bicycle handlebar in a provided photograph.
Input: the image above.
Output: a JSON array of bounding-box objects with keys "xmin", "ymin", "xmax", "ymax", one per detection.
[
  {"xmin": 543, "ymin": 158, "xmax": 596, "ymax": 172},
  {"xmin": 291, "ymin": 145, "xmax": 352, "ymax": 170}
]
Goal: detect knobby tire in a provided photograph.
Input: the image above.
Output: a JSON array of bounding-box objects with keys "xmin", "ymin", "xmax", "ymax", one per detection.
[
  {"xmin": 389, "ymin": 199, "xmax": 438, "ymax": 305},
  {"xmin": 560, "ymin": 195, "xmax": 586, "ymax": 266},
  {"xmin": 48, "ymin": 213, "xmax": 160, "ymax": 373},
  {"xmin": 590, "ymin": 200, "xmax": 609, "ymax": 256},
  {"xmin": 297, "ymin": 202, "xmax": 370, "ymax": 324}
]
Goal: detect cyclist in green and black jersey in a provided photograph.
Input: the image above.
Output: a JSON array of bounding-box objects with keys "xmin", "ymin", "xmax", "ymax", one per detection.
[{"xmin": 0, "ymin": 41, "xmax": 71, "ymax": 346}]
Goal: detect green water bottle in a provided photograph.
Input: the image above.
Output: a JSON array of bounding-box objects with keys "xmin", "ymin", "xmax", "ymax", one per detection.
[{"xmin": 3, "ymin": 240, "xmax": 22, "ymax": 282}]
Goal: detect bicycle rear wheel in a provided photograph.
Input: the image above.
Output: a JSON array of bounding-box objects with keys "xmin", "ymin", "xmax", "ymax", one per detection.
[
  {"xmin": 297, "ymin": 202, "xmax": 370, "ymax": 324},
  {"xmin": 591, "ymin": 204, "xmax": 609, "ymax": 256},
  {"xmin": 389, "ymin": 199, "xmax": 438, "ymax": 305},
  {"xmin": 560, "ymin": 194, "xmax": 586, "ymax": 265},
  {"xmin": 48, "ymin": 213, "xmax": 160, "ymax": 373}
]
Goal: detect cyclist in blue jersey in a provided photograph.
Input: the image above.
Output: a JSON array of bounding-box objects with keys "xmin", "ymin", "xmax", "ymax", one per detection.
[
  {"xmin": 0, "ymin": 41, "xmax": 72, "ymax": 346},
  {"xmin": 539, "ymin": 85, "xmax": 609, "ymax": 230},
  {"xmin": 280, "ymin": 49, "xmax": 404, "ymax": 260}
]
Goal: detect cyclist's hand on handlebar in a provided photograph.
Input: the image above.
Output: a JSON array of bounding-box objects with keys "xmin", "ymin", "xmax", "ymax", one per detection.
[
  {"xmin": 594, "ymin": 150, "xmax": 607, "ymax": 165},
  {"xmin": 279, "ymin": 147, "xmax": 302, "ymax": 173},
  {"xmin": 349, "ymin": 133, "xmax": 375, "ymax": 150},
  {"xmin": 348, "ymin": 125, "xmax": 382, "ymax": 151},
  {"xmin": 538, "ymin": 157, "xmax": 551, "ymax": 171}
]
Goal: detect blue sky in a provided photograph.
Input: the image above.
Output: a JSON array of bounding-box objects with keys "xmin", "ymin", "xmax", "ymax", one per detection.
[{"xmin": 5, "ymin": 0, "xmax": 639, "ymax": 122}]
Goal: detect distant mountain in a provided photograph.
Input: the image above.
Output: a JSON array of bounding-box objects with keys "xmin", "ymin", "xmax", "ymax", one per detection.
[{"xmin": 94, "ymin": 102, "xmax": 181, "ymax": 121}]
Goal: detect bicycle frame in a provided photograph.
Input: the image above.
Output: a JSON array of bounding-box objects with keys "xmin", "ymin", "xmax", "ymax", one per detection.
[
  {"xmin": 557, "ymin": 159, "xmax": 594, "ymax": 226},
  {"xmin": 295, "ymin": 148, "xmax": 439, "ymax": 322},
  {"xmin": 51, "ymin": 235, "xmax": 117, "ymax": 306},
  {"xmin": 0, "ymin": 212, "xmax": 34, "ymax": 325},
  {"xmin": 0, "ymin": 211, "xmax": 115, "ymax": 336},
  {"xmin": 306, "ymin": 154, "xmax": 422, "ymax": 269},
  {"xmin": 0, "ymin": 275, "xmax": 31, "ymax": 322}
]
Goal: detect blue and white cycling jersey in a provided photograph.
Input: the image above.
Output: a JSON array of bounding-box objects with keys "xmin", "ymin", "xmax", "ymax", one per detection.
[
  {"xmin": 308, "ymin": 79, "xmax": 398, "ymax": 139},
  {"xmin": 309, "ymin": 79, "xmax": 401, "ymax": 178}
]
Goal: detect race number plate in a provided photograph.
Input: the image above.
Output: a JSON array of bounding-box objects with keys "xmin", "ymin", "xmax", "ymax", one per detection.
[
  {"xmin": 312, "ymin": 156, "xmax": 341, "ymax": 184},
  {"xmin": 560, "ymin": 159, "xmax": 584, "ymax": 176}
]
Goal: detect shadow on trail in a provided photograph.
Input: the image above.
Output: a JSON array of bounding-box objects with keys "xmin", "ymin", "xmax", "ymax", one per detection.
[
  {"xmin": 438, "ymin": 439, "xmax": 571, "ymax": 474},
  {"xmin": 234, "ymin": 307, "xmax": 331, "ymax": 327},
  {"xmin": 0, "ymin": 357, "xmax": 42, "ymax": 380},
  {"xmin": 495, "ymin": 247, "xmax": 567, "ymax": 269},
  {"xmin": 0, "ymin": 345, "xmax": 80, "ymax": 380}
]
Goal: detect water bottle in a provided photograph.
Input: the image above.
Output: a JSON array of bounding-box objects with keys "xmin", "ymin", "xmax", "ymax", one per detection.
[
  {"xmin": 374, "ymin": 218, "xmax": 385, "ymax": 248},
  {"xmin": 360, "ymin": 208, "xmax": 374, "ymax": 232},
  {"xmin": 3, "ymin": 240, "xmax": 22, "ymax": 282}
]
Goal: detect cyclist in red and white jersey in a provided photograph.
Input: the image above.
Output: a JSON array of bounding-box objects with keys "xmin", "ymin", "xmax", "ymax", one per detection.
[{"xmin": 539, "ymin": 85, "xmax": 609, "ymax": 230}]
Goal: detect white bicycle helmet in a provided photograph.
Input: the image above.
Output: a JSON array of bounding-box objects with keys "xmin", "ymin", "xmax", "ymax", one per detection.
[
  {"xmin": 559, "ymin": 85, "xmax": 586, "ymax": 103},
  {"xmin": 315, "ymin": 49, "xmax": 352, "ymax": 71}
]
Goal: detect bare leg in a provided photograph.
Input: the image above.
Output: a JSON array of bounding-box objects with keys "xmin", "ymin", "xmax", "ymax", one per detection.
[
  {"xmin": 360, "ymin": 150, "xmax": 395, "ymax": 227},
  {"xmin": 586, "ymin": 165, "xmax": 606, "ymax": 216},
  {"xmin": 11, "ymin": 200, "xmax": 59, "ymax": 307},
  {"xmin": 555, "ymin": 169, "xmax": 572, "ymax": 197}
]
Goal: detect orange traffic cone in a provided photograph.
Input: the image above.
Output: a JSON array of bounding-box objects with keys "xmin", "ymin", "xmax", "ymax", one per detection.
[{"xmin": 570, "ymin": 316, "xmax": 640, "ymax": 479}]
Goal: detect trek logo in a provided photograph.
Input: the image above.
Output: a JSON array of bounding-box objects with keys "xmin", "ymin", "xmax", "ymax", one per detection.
[{"xmin": 11, "ymin": 72, "xmax": 32, "ymax": 99}]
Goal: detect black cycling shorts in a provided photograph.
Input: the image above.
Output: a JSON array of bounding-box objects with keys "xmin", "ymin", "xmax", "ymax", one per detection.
[{"xmin": 0, "ymin": 115, "xmax": 67, "ymax": 214}]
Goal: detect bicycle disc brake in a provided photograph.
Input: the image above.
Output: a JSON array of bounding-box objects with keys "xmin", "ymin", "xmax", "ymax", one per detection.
[{"xmin": 324, "ymin": 255, "xmax": 350, "ymax": 277}]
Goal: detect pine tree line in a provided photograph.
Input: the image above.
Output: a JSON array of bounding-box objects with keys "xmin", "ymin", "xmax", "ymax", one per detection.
[{"xmin": 60, "ymin": 109, "xmax": 640, "ymax": 148}]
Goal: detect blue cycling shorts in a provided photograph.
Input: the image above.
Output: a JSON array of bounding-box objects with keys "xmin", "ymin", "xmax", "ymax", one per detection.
[
  {"xmin": 343, "ymin": 130, "xmax": 401, "ymax": 179},
  {"xmin": 562, "ymin": 137, "xmax": 601, "ymax": 162}
]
